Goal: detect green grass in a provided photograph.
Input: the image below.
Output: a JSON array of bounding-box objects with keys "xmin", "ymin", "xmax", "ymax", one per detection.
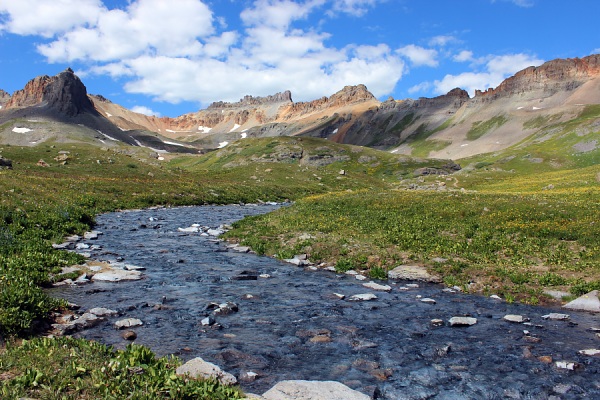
[
  {"xmin": 411, "ymin": 139, "xmax": 452, "ymax": 158},
  {"xmin": 466, "ymin": 115, "xmax": 508, "ymax": 140},
  {"xmin": 225, "ymin": 188, "xmax": 600, "ymax": 304},
  {"xmin": 0, "ymin": 337, "xmax": 243, "ymax": 399}
]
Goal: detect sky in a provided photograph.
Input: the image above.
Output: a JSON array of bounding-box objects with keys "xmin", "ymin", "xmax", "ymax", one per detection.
[{"xmin": 1, "ymin": 0, "xmax": 599, "ymax": 118}]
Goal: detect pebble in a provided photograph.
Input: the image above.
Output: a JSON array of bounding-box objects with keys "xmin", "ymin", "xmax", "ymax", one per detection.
[
  {"xmin": 555, "ymin": 361, "xmax": 581, "ymax": 370},
  {"xmin": 333, "ymin": 293, "xmax": 345, "ymax": 300},
  {"xmin": 421, "ymin": 298, "xmax": 436, "ymax": 304},
  {"xmin": 431, "ymin": 319, "xmax": 444, "ymax": 327},
  {"xmin": 122, "ymin": 330, "xmax": 137, "ymax": 340},
  {"xmin": 354, "ymin": 275, "xmax": 367, "ymax": 281}
]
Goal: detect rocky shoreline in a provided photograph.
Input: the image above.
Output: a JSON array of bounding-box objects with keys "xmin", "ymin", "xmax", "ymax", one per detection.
[{"xmin": 48, "ymin": 204, "xmax": 600, "ymax": 399}]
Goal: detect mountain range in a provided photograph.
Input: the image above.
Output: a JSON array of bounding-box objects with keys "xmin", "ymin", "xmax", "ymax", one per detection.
[{"xmin": 1, "ymin": 54, "xmax": 599, "ymax": 161}]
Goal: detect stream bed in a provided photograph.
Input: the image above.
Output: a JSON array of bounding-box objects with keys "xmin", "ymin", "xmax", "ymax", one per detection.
[{"xmin": 49, "ymin": 204, "xmax": 600, "ymax": 399}]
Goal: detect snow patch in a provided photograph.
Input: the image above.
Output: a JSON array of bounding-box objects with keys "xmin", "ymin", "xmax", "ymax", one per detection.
[
  {"xmin": 229, "ymin": 124, "xmax": 241, "ymax": 132},
  {"xmin": 119, "ymin": 127, "xmax": 126, "ymax": 131},
  {"xmin": 461, "ymin": 144, "xmax": 469, "ymax": 147},
  {"xmin": 517, "ymin": 107, "xmax": 524, "ymax": 110},
  {"xmin": 390, "ymin": 149, "xmax": 398, "ymax": 153},
  {"xmin": 241, "ymin": 132, "xmax": 247, "ymax": 139},
  {"xmin": 198, "ymin": 126, "xmax": 212, "ymax": 133},
  {"xmin": 242, "ymin": 128, "xmax": 249, "ymax": 132},
  {"xmin": 333, "ymin": 128, "xmax": 339, "ymax": 134},
  {"xmin": 163, "ymin": 141, "xmax": 185, "ymax": 147},
  {"xmin": 218, "ymin": 141, "xmax": 229, "ymax": 148},
  {"xmin": 532, "ymin": 107, "xmax": 542, "ymax": 110},
  {"xmin": 166, "ymin": 129, "xmax": 176, "ymax": 133},
  {"xmin": 106, "ymin": 112, "xmax": 113, "ymax": 117},
  {"xmin": 97, "ymin": 130, "xmax": 119, "ymax": 141},
  {"xmin": 133, "ymin": 139, "xmax": 168, "ymax": 153},
  {"xmin": 13, "ymin": 127, "xmax": 33, "ymax": 133}
]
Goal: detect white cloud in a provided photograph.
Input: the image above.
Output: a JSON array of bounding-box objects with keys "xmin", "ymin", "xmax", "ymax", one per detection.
[
  {"xmin": 0, "ymin": 0, "xmax": 103, "ymax": 37},
  {"xmin": 38, "ymin": 0, "xmax": 213, "ymax": 62},
  {"xmin": 453, "ymin": 50, "xmax": 474, "ymax": 62},
  {"xmin": 2, "ymin": 0, "xmax": 406, "ymax": 105},
  {"xmin": 131, "ymin": 105, "xmax": 161, "ymax": 117},
  {"xmin": 432, "ymin": 53, "xmax": 544, "ymax": 95},
  {"xmin": 396, "ymin": 45, "xmax": 438, "ymax": 67},
  {"xmin": 329, "ymin": 0, "xmax": 379, "ymax": 16},
  {"xmin": 408, "ymin": 81, "xmax": 432, "ymax": 95},
  {"xmin": 429, "ymin": 35, "xmax": 457, "ymax": 47}
]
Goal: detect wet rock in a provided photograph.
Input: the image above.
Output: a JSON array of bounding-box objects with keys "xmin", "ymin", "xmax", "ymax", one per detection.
[
  {"xmin": 232, "ymin": 270, "xmax": 259, "ymax": 280},
  {"xmin": 388, "ymin": 265, "xmax": 441, "ymax": 283},
  {"xmin": 490, "ymin": 295, "xmax": 503, "ymax": 300},
  {"xmin": 555, "ymin": 361, "xmax": 581, "ymax": 370},
  {"xmin": 542, "ymin": 313, "xmax": 570, "ymax": 321},
  {"xmin": 348, "ymin": 293, "xmax": 377, "ymax": 301},
  {"xmin": 261, "ymin": 380, "xmax": 370, "ymax": 400},
  {"xmin": 563, "ymin": 290, "xmax": 600, "ymax": 313},
  {"xmin": 84, "ymin": 231, "xmax": 102, "ymax": 240},
  {"xmin": 578, "ymin": 349, "xmax": 600, "ymax": 356},
  {"xmin": 239, "ymin": 370, "xmax": 259, "ymax": 383},
  {"xmin": 213, "ymin": 302, "xmax": 239, "ymax": 316},
  {"xmin": 115, "ymin": 318, "xmax": 143, "ymax": 329},
  {"xmin": 420, "ymin": 298, "xmax": 436, "ymax": 304},
  {"xmin": 259, "ymin": 273, "xmax": 271, "ymax": 278},
  {"xmin": 122, "ymin": 330, "xmax": 137, "ymax": 340},
  {"xmin": 207, "ymin": 228, "xmax": 226, "ymax": 236},
  {"xmin": 448, "ymin": 317, "xmax": 477, "ymax": 326},
  {"xmin": 52, "ymin": 312, "xmax": 104, "ymax": 335},
  {"xmin": 503, "ymin": 315, "xmax": 527, "ymax": 323},
  {"xmin": 201, "ymin": 316, "xmax": 216, "ymax": 326},
  {"xmin": 284, "ymin": 255, "xmax": 309, "ymax": 266},
  {"xmin": 538, "ymin": 355, "xmax": 553, "ymax": 364},
  {"xmin": 233, "ymin": 246, "xmax": 251, "ymax": 253},
  {"xmin": 333, "ymin": 293, "xmax": 345, "ymax": 300},
  {"xmin": 176, "ymin": 357, "xmax": 237, "ymax": 385},
  {"xmin": 362, "ymin": 281, "xmax": 391, "ymax": 292},
  {"xmin": 92, "ymin": 268, "xmax": 142, "ymax": 282},
  {"xmin": 354, "ymin": 275, "xmax": 367, "ymax": 281},
  {"xmin": 430, "ymin": 319, "xmax": 444, "ymax": 327},
  {"xmin": 88, "ymin": 307, "xmax": 118, "ymax": 317}
]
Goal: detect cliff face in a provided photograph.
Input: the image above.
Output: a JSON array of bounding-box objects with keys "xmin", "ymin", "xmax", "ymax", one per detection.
[
  {"xmin": 5, "ymin": 75, "xmax": 53, "ymax": 109},
  {"xmin": 474, "ymin": 54, "xmax": 600, "ymax": 101},
  {"xmin": 0, "ymin": 89, "xmax": 10, "ymax": 108}
]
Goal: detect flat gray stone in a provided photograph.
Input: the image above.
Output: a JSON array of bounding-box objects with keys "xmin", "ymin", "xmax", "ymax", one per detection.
[
  {"xmin": 563, "ymin": 290, "xmax": 600, "ymax": 313},
  {"xmin": 92, "ymin": 269, "xmax": 142, "ymax": 282},
  {"xmin": 115, "ymin": 318, "xmax": 143, "ymax": 329},
  {"xmin": 542, "ymin": 313, "xmax": 570, "ymax": 321},
  {"xmin": 348, "ymin": 293, "xmax": 377, "ymax": 301},
  {"xmin": 388, "ymin": 265, "xmax": 441, "ymax": 283},
  {"xmin": 362, "ymin": 282, "xmax": 392, "ymax": 292},
  {"xmin": 176, "ymin": 357, "xmax": 237, "ymax": 385},
  {"xmin": 262, "ymin": 380, "xmax": 370, "ymax": 400},
  {"xmin": 88, "ymin": 307, "xmax": 118, "ymax": 316},
  {"xmin": 449, "ymin": 317, "xmax": 477, "ymax": 326},
  {"xmin": 503, "ymin": 314, "xmax": 526, "ymax": 323}
]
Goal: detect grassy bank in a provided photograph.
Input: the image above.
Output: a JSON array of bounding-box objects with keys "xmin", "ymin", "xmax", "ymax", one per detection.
[{"xmin": 226, "ymin": 184, "xmax": 600, "ymax": 305}]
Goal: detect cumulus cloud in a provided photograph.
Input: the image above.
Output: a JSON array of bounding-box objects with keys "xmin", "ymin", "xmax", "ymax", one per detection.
[
  {"xmin": 0, "ymin": 0, "xmax": 104, "ymax": 37},
  {"xmin": 131, "ymin": 105, "xmax": 161, "ymax": 117},
  {"xmin": 397, "ymin": 45, "xmax": 438, "ymax": 67},
  {"xmin": 2, "ymin": 0, "xmax": 406, "ymax": 105},
  {"xmin": 433, "ymin": 53, "xmax": 544, "ymax": 95},
  {"xmin": 453, "ymin": 50, "xmax": 474, "ymax": 62}
]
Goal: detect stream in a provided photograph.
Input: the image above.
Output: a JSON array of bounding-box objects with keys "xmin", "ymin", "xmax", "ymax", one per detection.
[{"xmin": 49, "ymin": 204, "xmax": 600, "ymax": 399}]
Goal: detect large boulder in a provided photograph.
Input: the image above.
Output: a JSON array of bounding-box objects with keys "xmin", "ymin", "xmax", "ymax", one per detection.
[
  {"xmin": 563, "ymin": 290, "xmax": 600, "ymax": 312},
  {"xmin": 0, "ymin": 157, "xmax": 12, "ymax": 169},
  {"xmin": 176, "ymin": 357, "xmax": 237, "ymax": 386},
  {"xmin": 262, "ymin": 380, "xmax": 370, "ymax": 400}
]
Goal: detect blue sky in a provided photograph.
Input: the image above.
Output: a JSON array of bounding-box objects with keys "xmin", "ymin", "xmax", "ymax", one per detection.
[{"xmin": 1, "ymin": 0, "xmax": 599, "ymax": 117}]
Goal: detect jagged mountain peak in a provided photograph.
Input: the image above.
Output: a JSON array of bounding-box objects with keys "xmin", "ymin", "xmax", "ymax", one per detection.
[
  {"xmin": 43, "ymin": 67, "xmax": 96, "ymax": 117},
  {"xmin": 208, "ymin": 90, "xmax": 293, "ymax": 109}
]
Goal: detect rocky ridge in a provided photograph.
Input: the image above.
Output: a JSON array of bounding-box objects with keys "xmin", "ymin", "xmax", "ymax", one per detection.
[{"xmin": 2, "ymin": 54, "xmax": 599, "ymax": 158}]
